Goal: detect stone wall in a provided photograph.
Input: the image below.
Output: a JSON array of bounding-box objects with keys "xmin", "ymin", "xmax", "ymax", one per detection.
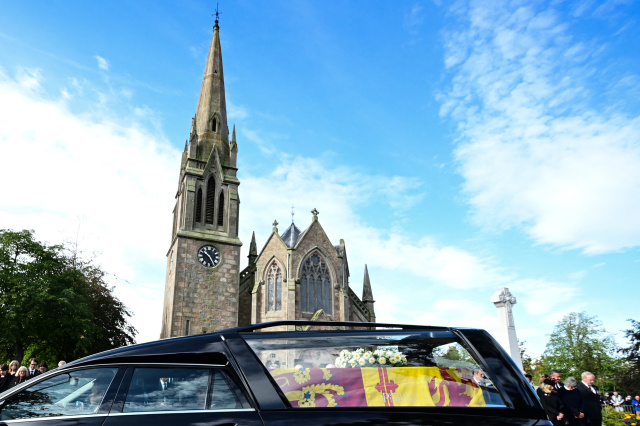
[
  {"xmin": 167, "ymin": 236, "xmax": 240, "ymax": 337},
  {"xmin": 253, "ymin": 233, "xmax": 289, "ymax": 324}
]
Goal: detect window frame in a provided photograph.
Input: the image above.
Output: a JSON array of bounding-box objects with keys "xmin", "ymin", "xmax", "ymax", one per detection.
[
  {"xmin": 0, "ymin": 365, "xmax": 125, "ymax": 421},
  {"xmin": 266, "ymin": 261, "xmax": 283, "ymax": 312},
  {"xmin": 239, "ymin": 329, "xmax": 510, "ymax": 411},
  {"xmin": 110, "ymin": 363, "xmax": 253, "ymax": 415},
  {"xmin": 299, "ymin": 252, "xmax": 333, "ymax": 315}
]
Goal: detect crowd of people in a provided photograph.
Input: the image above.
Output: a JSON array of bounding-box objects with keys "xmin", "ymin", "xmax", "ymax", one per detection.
[
  {"xmin": 0, "ymin": 358, "xmax": 65, "ymax": 393},
  {"xmin": 530, "ymin": 369, "xmax": 639, "ymax": 425}
]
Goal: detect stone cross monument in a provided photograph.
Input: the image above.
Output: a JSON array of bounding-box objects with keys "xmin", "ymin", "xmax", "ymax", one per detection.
[{"xmin": 491, "ymin": 287, "xmax": 523, "ymax": 371}]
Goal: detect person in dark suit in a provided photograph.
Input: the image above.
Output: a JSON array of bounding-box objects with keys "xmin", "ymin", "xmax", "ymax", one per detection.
[
  {"xmin": 8, "ymin": 367, "xmax": 29, "ymax": 389},
  {"xmin": 537, "ymin": 379, "xmax": 565, "ymax": 426},
  {"xmin": 27, "ymin": 358, "xmax": 41, "ymax": 379},
  {"xmin": 558, "ymin": 377, "xmax": 586, "ymax": 425},
  {"xmin": 471, "ymin": 368, "xmax": 503, "ymax": 406},
  {"xmin": 549, "ymin": 370, "xmax": 564, "ymax": 390},
  {"xmin": 577, "ymin": 372, "xmax": 602, "ymax": 426},
  {"xmin": 0, "ymin": 364, "xmax": 12, "ymax": 393}
]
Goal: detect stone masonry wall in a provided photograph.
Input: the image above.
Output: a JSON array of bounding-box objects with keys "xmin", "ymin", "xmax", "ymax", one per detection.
[
  {"xmin": 169, "ymin": 236, "xmax": 240, "ymax": 336},
  {"xmin": 253, "ymin": 233, "xmax": 289, "ymax": 324}
]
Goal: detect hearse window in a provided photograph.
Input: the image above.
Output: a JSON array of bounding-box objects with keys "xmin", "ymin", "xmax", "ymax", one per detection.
[
  {"xmin": 123, "ymin": 367, "xmax": 244, "ymax": 412},
  {"xmin": 243, "ymin": 331, "xmax": 506, "ymax": 408},
  {"xmin": 0, "ymin": 367, "xmax": 117, "ymax": 420}
]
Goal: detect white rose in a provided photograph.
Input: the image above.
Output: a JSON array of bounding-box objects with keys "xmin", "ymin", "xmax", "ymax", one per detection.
[
  {"xmin": 358, "ymin": 358, "xmax": 365, "ymax": 366},
  {"xmin": 379, "ymin": 357, "xmax": 387, "ymax": 364}
]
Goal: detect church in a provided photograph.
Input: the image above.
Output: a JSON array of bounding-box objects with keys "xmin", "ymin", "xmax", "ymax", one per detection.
[{"xmin": 160, "ymin": 18, "xmax": 375, "ymax": 339}]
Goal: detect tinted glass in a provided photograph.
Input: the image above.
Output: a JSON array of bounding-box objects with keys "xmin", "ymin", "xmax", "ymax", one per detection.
[
  {"xmin": 0, "ymin": 367, "xmax": 117, "ymax": 420},
  {"xmin": 123, "ymin": 367, "xmax": 243, "ymax": 412},
  {"xmin": 243, "ymin": 331, "xmax": 505, "ymax": 408}
]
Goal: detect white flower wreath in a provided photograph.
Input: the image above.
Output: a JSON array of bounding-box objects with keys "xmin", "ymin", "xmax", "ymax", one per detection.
[{"xmin": 334, "ymin": 348, "xmax": 408, "ymax": 368}]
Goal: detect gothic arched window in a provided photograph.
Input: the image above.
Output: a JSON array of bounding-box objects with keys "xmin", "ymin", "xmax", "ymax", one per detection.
[
  {"xmin": 217, "ymin": 192, "xmax": 224, "ymax": 226},
  {"xmin": 195, "ymin": 187, "xmax": 203, "ymax": 223},
  {"xmin": 205, "ymin": 176, "xmax": 215, "ymax": 224},
  {"xmin": 267, "ymin": 262, "xmax": 282, "ymax": 311},
  {"xmin": 212, "ymin": 117, "xmax": 217, "ymax": 132},
  {"xmin": 300, "ymin": 253, "xmax": 332, "ymax": 314}
]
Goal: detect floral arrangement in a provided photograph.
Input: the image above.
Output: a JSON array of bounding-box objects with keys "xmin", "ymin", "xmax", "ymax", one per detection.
[{"xmin": 334, "ymin": 348, "xmax": 408, "ymax": 368}]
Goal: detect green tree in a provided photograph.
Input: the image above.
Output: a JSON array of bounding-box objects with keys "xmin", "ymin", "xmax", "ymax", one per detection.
[
  {"xmin": 617, "ymin": 319, "xmax": 640, "ymax": 394},
  {"xmin": 0, "ymin": 229, "xmax": 136, "ymax": 365},
  {"xmin": 519, "ymin": 340, "xmax": 533, "ymax": 374},
  {"xmin": 542, "ymin": 312, "xmax": 621, "ymax": 390}
]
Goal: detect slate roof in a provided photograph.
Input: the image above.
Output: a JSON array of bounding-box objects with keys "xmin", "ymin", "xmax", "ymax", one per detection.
[{"xmin": 281, "ymin": 223, "xmax": 302, "ymax": 248}]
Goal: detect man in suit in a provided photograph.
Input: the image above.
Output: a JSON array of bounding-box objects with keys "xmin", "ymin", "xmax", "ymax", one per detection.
[
  {"xmin": 472, "ymin": 368, "xmax": 503, "ymax": 406},
  {"xmin": 27, "ymin": 358, "xmax": 41, "ymax": 379},
  {"xmin": 577, "ymin": 371, "xmax": 602, "ymax": 425},
  {"xmin": 549, "ymin": 370, "xmax": 564, "ymax": 390}
]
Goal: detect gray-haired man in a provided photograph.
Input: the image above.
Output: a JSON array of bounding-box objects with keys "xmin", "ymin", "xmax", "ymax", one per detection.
[{"xmin": 577, "ymin": 372, "xmax": 602, "ymax": 426}]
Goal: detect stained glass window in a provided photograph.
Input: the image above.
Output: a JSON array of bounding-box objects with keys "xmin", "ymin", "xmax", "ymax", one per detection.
[
  {"xmin": 300, "ymin": 253, "xmax": 332, "ymax": 314},
  {"xmin": 267, "ymin": 262, "xmax": 282, "ymax": 311}
]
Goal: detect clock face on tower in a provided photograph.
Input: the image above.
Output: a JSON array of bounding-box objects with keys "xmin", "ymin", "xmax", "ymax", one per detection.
[{"xmin": 197, "ymin": 245, "xmax": 221, "ymax": 268}]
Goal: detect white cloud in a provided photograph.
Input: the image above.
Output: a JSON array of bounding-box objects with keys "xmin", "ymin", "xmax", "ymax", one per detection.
[
  {"xmin": 95, "ymin": 55, "xmax": 110, "ymax": 71},
  {"xmin": 0, "ymin": 70, "xmax": 178, "ymax": 343},
  {"xmin": 0, "ymin": 64, "xmax": 582, "ymax": 354},
  {"xmin": 404, "ymin": 4, "xmax": 425, "ymax": 33},
  {"xmin": 15, "ymin": 67, "xmax": 43, "ymax": 91},
  {"xmin": 441, "ymin": 1, "xmax": 640, "ymax": 254},
  {"xmin": 241, "ymin": 155, "xmax": 508, "ymax": 291},
  {"xmin": 227, "ymin": 98, "xmax": 249, "ymax": 121}
]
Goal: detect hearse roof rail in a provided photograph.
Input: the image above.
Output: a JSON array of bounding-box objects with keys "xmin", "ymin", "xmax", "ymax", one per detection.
[{"xmin": 219, "ymin": 320, "xmax": 455, "ymax": 333}]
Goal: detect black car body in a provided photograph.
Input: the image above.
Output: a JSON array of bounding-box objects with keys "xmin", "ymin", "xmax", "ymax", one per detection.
[{"xmin": 0, "ymin": 321, "xmax": 550, "ymax": 425}]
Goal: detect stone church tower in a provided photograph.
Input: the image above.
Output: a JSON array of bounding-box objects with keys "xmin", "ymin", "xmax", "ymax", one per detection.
[
  {"xmin": 161, "ymin": 19, "xmax": 375, "ymax": 338},
  {"xmin": 160, "ymin": 17, "xmax": 241, "ymax": 338}
]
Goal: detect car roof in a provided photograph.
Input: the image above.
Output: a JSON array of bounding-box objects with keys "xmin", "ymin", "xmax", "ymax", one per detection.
[{"xmin": 63, "ymin": 320, "xmax": 474, "ymax": 368}]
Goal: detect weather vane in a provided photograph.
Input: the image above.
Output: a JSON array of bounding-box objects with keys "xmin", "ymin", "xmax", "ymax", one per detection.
[
  {"xmin": 291, "ymin": 205, "xmax": 295, "ymax": 224},
  {"xmin": 213, "ymin": 3, "xmax": 222, "ymax": 24}
]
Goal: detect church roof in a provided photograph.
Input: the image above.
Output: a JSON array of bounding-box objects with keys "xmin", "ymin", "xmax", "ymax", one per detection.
[{"xmin": 280, "ymin": 223, "xmax": 302, "ymax": 248}]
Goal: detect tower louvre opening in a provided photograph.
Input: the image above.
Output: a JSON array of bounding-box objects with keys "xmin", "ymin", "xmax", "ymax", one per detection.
[
  {"xmin": 205, "ymin": 176, "xmax": 215, "ymax": 224},
  {"xmin": 195, "ymin": 188, "xmax": 203, "ymax": 223}
]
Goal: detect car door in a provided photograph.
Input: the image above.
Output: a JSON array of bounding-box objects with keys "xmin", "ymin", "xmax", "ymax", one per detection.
[
  {"xmin": 102, "ymin": 365, "xmax": 263, "ymax": 426},
  {"xmin": 0, "ymin": 366, "xmax": 123, "ymax": 426}
]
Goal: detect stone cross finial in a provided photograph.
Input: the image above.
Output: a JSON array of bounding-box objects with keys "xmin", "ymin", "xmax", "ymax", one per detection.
[
  {"xmin": 491, "ymin": 287, "xmax": 523, "ymax": 370},
  {"xmin": 272, "ymin": 220, "xmax": 278, "ymax": 233},
  {"xmin": 311, "ymin": 208, "xmax": 319, "ymax": 221}
]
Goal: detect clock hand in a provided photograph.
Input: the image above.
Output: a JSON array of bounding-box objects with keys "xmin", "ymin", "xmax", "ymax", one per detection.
[{"xmin": 205, "ymin": 252, "xmax": 215, "ymax": 263}]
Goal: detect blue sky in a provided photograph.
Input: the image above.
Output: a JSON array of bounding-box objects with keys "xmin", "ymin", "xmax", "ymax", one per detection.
[{"xmin": 1, "ymin": 0, "xmax": 639, "ymax": 358}]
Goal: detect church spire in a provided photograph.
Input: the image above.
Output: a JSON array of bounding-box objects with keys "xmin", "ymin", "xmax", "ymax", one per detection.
[
  {"xmin": 362, "ymin": 264, "xmax": 376, "ymax": 322},
  {"xmin": 194, "ymin": 15, "xmax": 229, "ymax": 159}
]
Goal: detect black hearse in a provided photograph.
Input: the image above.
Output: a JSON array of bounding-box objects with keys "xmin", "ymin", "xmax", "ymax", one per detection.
[{"xmin": 0, "ymin": 321, "xmax": 550, "ymax": 425}]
